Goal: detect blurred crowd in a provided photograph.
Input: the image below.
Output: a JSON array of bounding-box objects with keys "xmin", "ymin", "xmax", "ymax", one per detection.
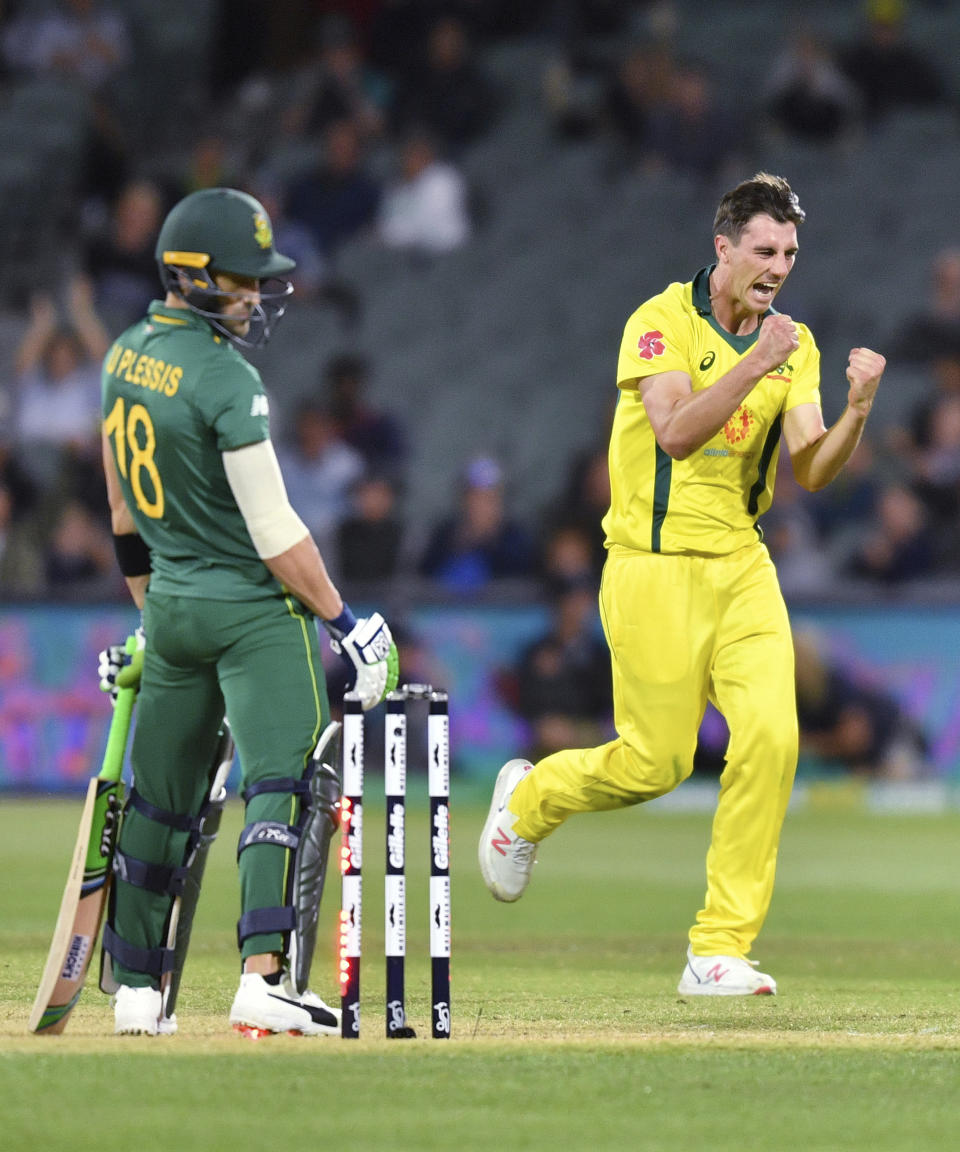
[
  {"xmin": 764, "ymin": 244, "xmax": 960, "ymax": 598},
  {"xmin": 1, "ymin": 0, "xmax": 958, "ymax": 603},
  {"xmin": 0, "ymin": 1, "xmax": 956, "ymax": 777}
]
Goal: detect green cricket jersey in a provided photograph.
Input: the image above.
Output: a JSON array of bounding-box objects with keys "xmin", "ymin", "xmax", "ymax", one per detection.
[{"xmin": 102, "ymin": 301, "xmax": 280, "ymax": 600}]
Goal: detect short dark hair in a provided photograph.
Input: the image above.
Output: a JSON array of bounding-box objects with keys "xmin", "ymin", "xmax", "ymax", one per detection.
[{"xmin": 713, "ymin": 173, "xmax": 805, "ymax": 242}]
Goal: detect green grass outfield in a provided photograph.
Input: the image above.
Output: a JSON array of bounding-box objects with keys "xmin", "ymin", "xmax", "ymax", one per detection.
[{"xmin": 2, "ymin": 784, "xmax": 959, "ymax": 1151}]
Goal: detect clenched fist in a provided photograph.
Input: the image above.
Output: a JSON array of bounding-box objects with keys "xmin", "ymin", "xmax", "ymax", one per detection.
[
  {"xmin": 755, "ymin": 313, "xmax": 800, "ymax": 375},
  {"xmin": 846, "ymin": 347, "xmax": 885, "ymax": 416}
]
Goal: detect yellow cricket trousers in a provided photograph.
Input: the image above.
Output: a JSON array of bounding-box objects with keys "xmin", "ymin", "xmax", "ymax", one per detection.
[{"xmin": 510, "ymin": 541, "xmax": 798, "ymax": 957}]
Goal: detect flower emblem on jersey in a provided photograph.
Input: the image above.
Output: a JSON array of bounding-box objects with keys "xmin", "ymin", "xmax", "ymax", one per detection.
[
  {"xmin": 723, "ymin": 404, "xmax": 755, "ymax": 444},
  {"xmin": 637, "ymin": 330, "xmax": 666, "ymax": 360},
  {"xmin": 253, "ymin": 211, "xmax": 273, "ymax": 250}
]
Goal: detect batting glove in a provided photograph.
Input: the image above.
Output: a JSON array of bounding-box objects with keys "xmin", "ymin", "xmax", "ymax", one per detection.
[
  {"xmin": 98, "ymin": 627, "xmax": 145, "ymax": 704},
  {"xmin": 323, "ymin": 605, "xmax": 399, "ymax": 711}
]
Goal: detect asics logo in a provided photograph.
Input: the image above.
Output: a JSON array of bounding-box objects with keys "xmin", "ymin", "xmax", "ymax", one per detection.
[{"xmin": 491, "ymin": 826, "xmax": 511, "ymax": 857}]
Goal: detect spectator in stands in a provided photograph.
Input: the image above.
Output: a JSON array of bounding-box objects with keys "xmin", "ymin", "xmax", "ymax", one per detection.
[
  {"xmin": 794, "ymin": 627, "xmax": 928, "ymax": 779},
  {"xmin": 806, "ymin": 436, "xmax": 881, "ymax": 563},
  {"xmin": 1, "ymin": 0, "xmax": 131, "ymax": 94},
  {"xmin": 843, "ymin": 481, "xmax": 935, "ymax": 584},
  {"xmin": 765, "ymin": 28, "xmax": 862, "ymax": 143},
  {"xmin": 376, "ymin": 127, "xmax": 472, "ymax": 256},
  {"xmin": 336, "ymin": 473, "xmax": 405, "ymax": 582},
  {"xmin": 324, "ymin": 352, "xmax": 407, "ymax": 479},
  {"xmin": 900, "ymin": 353, "xmax": 960, "ymax": 459},
  {"xmin": 82, "ymin": 178, "xmax": 166, "ymax": 334},
  {"xmin": 603, "ymin": 44, "xmax": 652, "ymax": 154},
  {"xmin": 547, "ymin": 441, "xmax": 611, "ymax": 581},
  {"xmin": 281, "ymin": 13, "xmax": 390, "ymax": 144},
  {"xmin": 760, "ymin": 456, "xmax": 835, "ymax": 599},
  {"xmin": 838, "ymin": 0, "xmax": 951, "ymax": 123},
  {"xmin": 47, "ymin": 428, "xmax": 110, "ymax": 527},
  {"xmin": 13, "ymin": 278, "xmax": 110, "ymax": 486},
  {"xmin": 209, "ymin": 0, "xmax": 270, "ymax": 93},
  {"xmin": 645, "ymin": 58, "xmax": 742, "ymax": 184},
  {"xmin": 601, "ymin": 43, "xmax": 675, "ymax": 166},
  {"xmin": 391, "ymin": 14, "xmax": 497, "ymax": 156},
  {"xmin": 910, "ymin": 393, "xmax": 960, "ymax": 555},
  {"xmin": 180, "ymin": 132, "xmax": 241, "ymax": 195},
  {"xmin": 419, "ymin": 455, "xmax": 535, "ymax": 591},
  {"xmin": 0, "ymin": 479, "xmax": 44, "ymax": 598},
  {"xmin": 506, "ymin": 573, "xmax": 613, "ymax": 760},
  {"xmin": 541, "ymin": 0, "xmax": 643, "ymax": 140},
  {"xmin": 367, "ymin": 1, "xmax": 431, "ymax": 83},
  {"xmin": 0, "ymin": 441, "xmax": 38, "ymax": 524},
  {"xmin": 2, "ymin": 2, "xmax": 137, "ymax": 277},
  {"xmin": 285, "ymin": 117, "xmax": 382, "ymax": 261},
  {"xmin": 539, "ymin": 522, "xmax": 597, "ymax": 591},
  {"xmin": 888, "ymin": 247, "xmax": 960, "ymax": 363},
  {"xmin": 42, "ymin": 496, "xmax": 115, "ymax": 596},
  {"xmin": 275, "ymin": 400, "xmax": 366, "ymax": 566}
]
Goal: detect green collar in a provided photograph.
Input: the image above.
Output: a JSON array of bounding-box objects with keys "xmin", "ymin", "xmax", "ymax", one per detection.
[
  {"xmin": 692, "ymin": 265, "xmax": 777, "ymax": 354},
  {"xmin": 147, "ymin": 300, "xmax": 213, "ymax": 333}
]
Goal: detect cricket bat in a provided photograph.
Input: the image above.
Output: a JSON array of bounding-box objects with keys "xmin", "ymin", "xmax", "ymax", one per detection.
[{"xmin": 29, "ymin": 671, "xmax": 138, "ymax": 1034}]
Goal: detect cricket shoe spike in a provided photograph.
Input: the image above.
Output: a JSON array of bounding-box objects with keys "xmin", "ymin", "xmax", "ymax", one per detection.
[
  {"xmin": 479, "ymin": 759, "xmax": 538, "ymax": 902},
  {"xmin": 114, "ymin": 985, "xmax": 169, "ymax": 1035},
  {"xmin": 229, "ymin": 972, "xmax": 340, "ymax": 1038},
  {"xmin": 677, "ymin": 946, "xmax": 777, "ymax": 996}
]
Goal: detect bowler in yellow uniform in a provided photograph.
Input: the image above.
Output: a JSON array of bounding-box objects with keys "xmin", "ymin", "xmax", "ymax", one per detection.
[{"xmin": 479, "ymin": 173, "xmax": 886, "ymax": 995}]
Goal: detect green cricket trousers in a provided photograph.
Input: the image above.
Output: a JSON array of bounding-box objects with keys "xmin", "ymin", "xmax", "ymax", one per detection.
[{"xmin": 110, "ymin": 590, "xmax": 331, "ymax": 987}]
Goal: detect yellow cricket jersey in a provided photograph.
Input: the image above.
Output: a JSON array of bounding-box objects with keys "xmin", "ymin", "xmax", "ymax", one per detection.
[{"xmin": 603, "ymin": 265, "xmax": 821, "ymax": 556}]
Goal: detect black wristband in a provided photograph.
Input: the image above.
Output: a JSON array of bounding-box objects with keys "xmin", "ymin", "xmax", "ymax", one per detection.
[{"xmin": 113, "ymin": 533, "xmax": 152, "ymax": 577}]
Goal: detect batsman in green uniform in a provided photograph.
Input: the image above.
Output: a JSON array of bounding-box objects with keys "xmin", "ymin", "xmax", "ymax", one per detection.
[{"xmin": 99, "ymin": 187, "xmax": 398, "ymax": 1037}]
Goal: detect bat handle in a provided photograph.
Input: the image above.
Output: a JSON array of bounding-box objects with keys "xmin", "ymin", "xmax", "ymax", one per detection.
[{"xmin": 102, "ymin": 684, "xmax": 136, "ymax": 784}]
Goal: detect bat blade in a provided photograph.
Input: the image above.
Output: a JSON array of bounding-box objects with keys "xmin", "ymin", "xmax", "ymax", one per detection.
[
  {"xmin": 28, "ymin": 776, "xmax": 123, "ymax": 1033},
  {"xmin": 29, "ymin": 678, "xmax": 136, "ymax": 1035}
]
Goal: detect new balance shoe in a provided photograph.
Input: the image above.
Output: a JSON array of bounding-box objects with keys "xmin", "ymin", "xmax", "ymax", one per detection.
[
  {"xmin": 479, "ymin": 758, "xmax": 538, "ymax": 902},
  {"xmin": 229, "ymin": 972, "xmax": 340, "ymax": 1038},
  {"xmin": 114, "ymin": 985, "xmax": 167, "ymax": 1035},
  {"xmin": 677, "ymin": 946, "xmax": 777, "ymax": 996}
]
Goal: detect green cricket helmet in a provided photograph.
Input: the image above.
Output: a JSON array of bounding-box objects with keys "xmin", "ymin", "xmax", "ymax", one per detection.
[{"xmin": 155, "ymin": 187, "xmax": 295, "ymax": 348}]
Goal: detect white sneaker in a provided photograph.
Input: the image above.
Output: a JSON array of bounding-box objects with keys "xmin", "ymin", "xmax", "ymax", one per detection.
[
  {"xmin": 478, "ymin": 759, "xmax": 538, "ymax": 902},
  {"xmin": 677, "ymin": 946, "xmax": 777, "ymax": 996},
  {"xmin": 114, "ymin": 985, "xmax": 165, "ymax": 1035},
  {"xmin": 229, "ymin": 972, "xmax": 340, "ymax": 1038}
]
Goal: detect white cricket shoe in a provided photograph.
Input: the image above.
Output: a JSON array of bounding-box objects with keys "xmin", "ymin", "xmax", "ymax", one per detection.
[
  {"xmin": 479, "ymin": 758, "xmax": 538, "ymax": 902},
  {"xmin": 677, "ymin": 946, "xmax": 777, "ymax": 996},
  {"xmin": 114, "ymin": 985, "xmax": 166, "ymax": 1035},
  {"xmin": 229, "ymin": 972, "xmax": 340, "ymax": 1038}
]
